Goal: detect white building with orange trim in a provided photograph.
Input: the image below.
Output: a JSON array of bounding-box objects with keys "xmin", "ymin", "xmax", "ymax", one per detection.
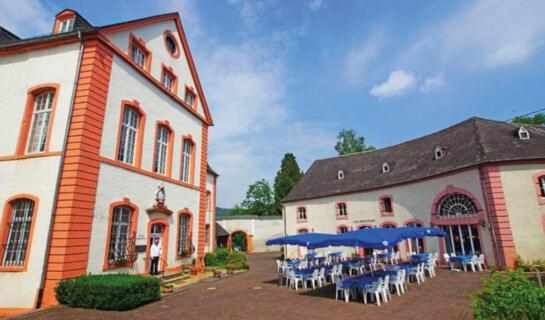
[
  {"xmin": 0, "ymin": 9, "xmax": 217, "ymax": 316},
  {"xmin": 282, "ymin": 118, "xmax": 545, "ymax": 269}
]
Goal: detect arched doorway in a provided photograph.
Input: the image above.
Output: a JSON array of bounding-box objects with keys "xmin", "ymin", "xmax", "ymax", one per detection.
[
  {"xmin": 227, "ymin": 230, "xmax": 253, "ymax": 253},
  {"xmin": 145, "ymin": 219, "xmax": 169, "ymax": 274}
]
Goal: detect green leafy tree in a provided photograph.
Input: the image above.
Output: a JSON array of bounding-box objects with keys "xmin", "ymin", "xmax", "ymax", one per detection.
[
  {"xmin": 513, "ymin": 113, "xmax": 545, "ymax": 126},
  {"xmin": 272, "ymin": 153, "xmax": 304, "ymax": 215},
  {"xmin": 225, "ymin": 205, "xmax": 246, "ymax": 216},
  {"xmin": 240, "ymin": 179, "xmax": 274, "ymax": 216},
  {"xmin": 335, "ymin": 129, "xmax": 375, "ymax": 155}
]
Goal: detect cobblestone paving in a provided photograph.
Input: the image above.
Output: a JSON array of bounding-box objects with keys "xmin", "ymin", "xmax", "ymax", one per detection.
[{"xmin": 16, "ymin": 253, "xmax": 484, "ymax": 320}]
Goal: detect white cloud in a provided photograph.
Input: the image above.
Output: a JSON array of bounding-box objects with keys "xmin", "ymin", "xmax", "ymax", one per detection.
[
  {"xmin": 370, "ymin": 70, "xmax": 416, "ymax": 98},
  {"xmin": 405, "ymin": 0, "xmax": 545, "ymax": 69},
  {"xmin": 0, "ymin": 0, "xmax": 53, "ymax": 37},
  {"xmin": 419, "ymin": 72, "xmax": 445, "ymax": 92},
  {"xmin": 343, "ymin": 31, "xmax": 384, "ymax": 84},
  {"xmin": 309, "ymin": 0, "xmax": 323, "ymax": 10}
]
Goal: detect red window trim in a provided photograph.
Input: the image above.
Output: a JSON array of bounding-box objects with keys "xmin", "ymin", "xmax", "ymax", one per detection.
[
  {"xmin": 127, "ymin": 33, "xmax": 152, "ymax": 73},
  {"xmin": 16, "ymin": 83, "xmax": 60, "ymax": 156},
  {"xmin": 180, "ymin": 135, "xmax": 196, "ymax": 185},
  {"xmin": 0, "ymin": 194, "xmax": 40, "ymax": 272},
  {"xmin": 176, "ymin": 208, "xmax": 193, "ymax": 259},
  {"xmin": 184, "ymin": 85, "xmax": 198, "ymax": 110},
  {"xmin": 379, "ymin": 194, "xmax": 394, "ymax": 217},
  {"xmin": 152, "ymin": 120, "xmax": 175, "ymax": 178},
  {"xmin": 380, "ymin": 221, "xmax": 398, "ymax": 228},
  {"xmin": 53, "ymin": 11, "xmax": 76, "ymax": 34},
  {"xmin": 532, "ymin": 171, "xmax": 545, "ymax": 205},
  {"xmin": 297, "ymin": 227, "xmax": 310, "ymax": 234},
  {"xmin": 102, "ymin": 198, "xmax": 139, "ymax": 271},
  {"xmin": 114, "ymin": 100, "xmax": 146, "ymax": 169},
  {"xmin": 335, "ymin": 201, "xmax": 348, "ymax": 220},
  {"xmin": 160, "ymin": 64, "xmax": 178, "ymax": 94},
  {"xmin": 336, "ymin": 224, "xmax": 349, "ymax": 234},
  {"xmin": 163, "ymin": 30, "xmax": 180, "ymax": 59},
  {"xmin": 430, "ymin": 185, "xmax": 484, "ymax": 226},
  {"xmin": 296, "ymin": 206, "xmax": 308, "ymax": 223}
]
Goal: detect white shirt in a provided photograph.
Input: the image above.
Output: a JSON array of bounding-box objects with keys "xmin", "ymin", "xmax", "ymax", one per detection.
[{"xmin": 150, "ymin": 243, "xmax": 162, "ymax": 258}]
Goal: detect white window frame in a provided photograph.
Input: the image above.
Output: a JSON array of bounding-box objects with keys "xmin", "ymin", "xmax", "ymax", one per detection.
[
  {"xmin": 59, "ymin": 18, "xmax": 75, "ymax": 33},
  {"xmin": 162, "ymin": 72, "xmax": 174, "ymax": 91},
  {"xmin": 184, "ymin": 90, "xmax": 195, "ymax": 107},
  {"xmin": 1, "ymin": 199, "xmax": 34, "ymax": 266},
  {"xmin": 27, "ymin": 91, "xmax": 54, "ymax": 153},
  {"xmin": 297, "ymin": 207, "xmax": 307, "ymax": 220},
  {"xmin": 153, "ymin": 125, "xmax": 170, "ymax": 175},
  {"xmin": 181, "ymin": 140, "xmax": 193, "ymax": 183},
  {"xmin": 117, "ymin": 107, "xmax": 139, "ymax": 164},
  {"xmin": 382, "ymin": 162, "xmax": 390, "ymax": 173},
  {"xmin": 517, "ymin": 127, "xmax": 530, "ymax": 140},
  {"xmin": 337, "ymin": 170, "xmax": 344, "ymax": 180},
  {"xmin": 107, "ymin": 206, "xmax": 132, "ymax": 264},
  {"xmin": 434, "ymin": 147, "xmax": 443, "ymax": 159},
  {"xmin": 178, "ymin": 214, "xmax": 190, "ymax": 256},
  {"xmin": 131, "ymin": 44, "xmax": 147, "ymax": 68}
]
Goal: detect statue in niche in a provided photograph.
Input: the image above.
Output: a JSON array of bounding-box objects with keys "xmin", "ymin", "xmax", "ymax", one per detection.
[{"xmin": 156, "ymin": 183, "xmax": 166, "ymax": 207}]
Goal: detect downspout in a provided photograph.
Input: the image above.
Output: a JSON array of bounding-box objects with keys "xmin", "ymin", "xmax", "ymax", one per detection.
[
  {"xmin": 282, "ymin": 204, "xmax": 287, "ymax": 260},
  {"xmin": 478, "ymin": 165, "xmax": 502, "ymax": 269},
  {"xmin": 35, "ymin": 31, "xmax": 85, "ymax": 309}
]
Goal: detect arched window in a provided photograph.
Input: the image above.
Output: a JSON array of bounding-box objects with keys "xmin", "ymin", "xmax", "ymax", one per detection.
[
  {"xmin": 437, "ymin": 193, "xmax": 478, "ymax": 218},
  {"xmin": 336, "ymin": 202, "xmax": 348, "ymax": 219},
  {"xmin": 337, "ymin": 170, "xmax": 344, "ymax": 180},
  {"xmin": 382, "ymin": 162, "xmax": 390, "ymax": 173},
  {"xmin": 107, "ymin": 206, "xmax": 134, "ymax": 265},
  {"xmin": 178, "ymin": 212, "xmax": 192, "ymax": 257},
  {"xmin": 296, "ymin": 207, "xmax": 307, "ymax": 221},
  {"xmin": 1, "ymin": 198, "xmax": 35, "ymax": 267},
  {"xmin": 153, "ymin": 124, "xmax": 172, "ymax": 175},
  {"xmin": 298, "ymin": 228, "xmax": 309, "ymax": 234},
  {"xmin": 181, "ymin": 137, "xmax": 195, "ymax": 183},
  {"xmin": 337, "ymin": 225, "xmax": 349, "ymax": 234},
  {"xmin": 118, "ymin": 106, "xmax": 140, "ymax": 164},
  {"xmin": 17, "ymin": 84, "xmax": 60, "ymax": 155}
]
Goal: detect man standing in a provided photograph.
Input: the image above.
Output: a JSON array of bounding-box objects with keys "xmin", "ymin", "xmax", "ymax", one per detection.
[{"xmin": 150, "ymin": 237, "xmax": 162, "ymax": 275}]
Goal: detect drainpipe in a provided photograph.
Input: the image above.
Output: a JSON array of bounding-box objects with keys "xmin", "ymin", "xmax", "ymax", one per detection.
[
  {"xmin": 35, "ymin": 31, "xmax": 85, "ymax": 309},
  {"xmin": 282, "ymin": 204, "xmax": 287, "ymax": 261},
  {"xmin": 478, "ymin": 165, "xmax": 502, "ymax": 269}
]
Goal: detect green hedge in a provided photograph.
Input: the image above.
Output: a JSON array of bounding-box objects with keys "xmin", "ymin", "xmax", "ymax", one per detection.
[
  {"xmin": 55, "ymin": 274, "xmax": 161, "ymax": 311},
  {"xmin": 205, "ymin": 249, "xmax": 248, "ymax": 270},
  {"xmin": 470, "ymin": 270, "xmax": 545, "ymax": 320}
]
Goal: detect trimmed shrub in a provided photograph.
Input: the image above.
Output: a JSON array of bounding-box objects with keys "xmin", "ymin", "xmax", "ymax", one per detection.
[
  {"xmin": 55, "ymin": 274, "xmax": 161, "ymax": 311},
  {"xmin": 204, "ymin": 252, "xmax": 218, "ymax": 267},
  {"xmin": 225, "ymin": 251, "xmax": 248, "ymax": 270},
  {"xmin": 215, "ymin": 248, "xmax": 229, "ymax": 265},
  {"xmin": 470, "ymin": 270, "xmax": 545, "ymax": 320}
]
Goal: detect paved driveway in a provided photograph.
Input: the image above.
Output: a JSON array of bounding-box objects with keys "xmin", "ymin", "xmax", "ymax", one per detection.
[{"xmin": 16, "ymin": 253, "xmax": 483, "ymax": 320}]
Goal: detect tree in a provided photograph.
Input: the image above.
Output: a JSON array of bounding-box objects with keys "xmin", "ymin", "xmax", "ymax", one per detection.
[
  {"xmin": 335, "ymin": 129, "xmax": 375, "ymax": 155},
  {"xmin": 225, "ymin": 205, "xmax": 246, "ymax": 216},
  {"xmin": 240, "ymin": 179, "xmax": 274, "ymax": 216},
  {"xmin": 272, "ymin": 153, "xmax": 304, "ymax": 215},
  {"xmin": 513, "ymin": 113, "xmax": 545, "ymax": 126}
]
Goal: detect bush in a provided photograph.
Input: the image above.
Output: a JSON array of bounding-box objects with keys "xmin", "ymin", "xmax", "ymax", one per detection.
[
  {"xmin": 204, "ymin": 252, "xmax": 218, "ymax": 267},
  {"xmin": 225, "ymin": 251, "xmax": 248, "ymax": 270},
  {"xmin": 55, "ymin": 274, "xmax": 161, "ymax": 311},
  {"xmin": 470, "ymin": 270, "xmax": 545, "ymax": 320},
  {"xmin": 215, "ymin": 248, "xmax": 229, "ymax": 264},
  {"xmin": 516, "ymin": 255, "xmax": 545, "ymax": 272}
]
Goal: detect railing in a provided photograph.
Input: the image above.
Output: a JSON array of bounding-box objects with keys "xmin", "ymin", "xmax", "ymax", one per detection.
[{"xmin": 436, "ymin": 212, "xmax": 479, "ymax": 219}]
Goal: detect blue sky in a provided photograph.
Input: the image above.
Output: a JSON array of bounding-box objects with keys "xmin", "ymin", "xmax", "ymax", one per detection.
[{"xmin": 2, "ymin": 0, "xmax": 545, "ymax": 207}]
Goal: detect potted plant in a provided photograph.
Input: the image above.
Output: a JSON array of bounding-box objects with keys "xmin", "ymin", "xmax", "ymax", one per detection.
[
  {"xmin": 161, "ymin": 283, "xmax": 174, "ymax": 293},
  {"xmin": 190, "ymin": 258, "xmax": 198, "ymax": 275}
]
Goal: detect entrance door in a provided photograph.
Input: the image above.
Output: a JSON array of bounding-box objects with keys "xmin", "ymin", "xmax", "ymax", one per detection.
[
  {"xmin": 149, "ymin": 223, "xmax": 165, "ymax": 273},
  {"xmin": 442, "ymin": 224, "xmax": 482, "ymax": 256}
]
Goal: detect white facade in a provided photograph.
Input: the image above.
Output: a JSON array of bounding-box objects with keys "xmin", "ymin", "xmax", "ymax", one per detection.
[{"xmin": 216, "ymin": 215, "xmax": 284, "ymax": 253}]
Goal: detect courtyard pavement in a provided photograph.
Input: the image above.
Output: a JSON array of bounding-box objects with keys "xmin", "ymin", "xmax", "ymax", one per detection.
[{"xmin": 15, "ymin": 252, "xmax": 484, "ymax": 320}]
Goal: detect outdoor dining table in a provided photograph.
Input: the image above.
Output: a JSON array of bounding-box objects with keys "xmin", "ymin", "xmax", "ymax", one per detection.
[
  {"xmin": 410, "ymin": 253, "xmax": 430, "ymax": 263},
  {"xmin": 341, "ymin": 274, "xmax": 380, "ymax": 289},
  {"xmin": 449, "ymin": 255, "xmax": 473, "ymax": 271}
]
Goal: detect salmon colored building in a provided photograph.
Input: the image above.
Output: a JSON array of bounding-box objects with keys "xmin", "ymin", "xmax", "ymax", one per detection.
[
  {"xmin": 282, "ymin": 118, "xmax": 545, "ymax": 269},
  {"xmin": 0, "ymin": 10, "xmax": 217, "ymax": 316}
]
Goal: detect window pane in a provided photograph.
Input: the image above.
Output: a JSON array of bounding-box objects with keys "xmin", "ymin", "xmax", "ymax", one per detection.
[
  {"xmin": 118, "ymin": 107, "xmax": 139, "ymax": 164},
  {"xmin": 539, "ymin": 176, "xmax": 545, "ymax": 197},
  {"xmin": 179, "ymin": 215, "xmax": 190, "ymax": 255},
  {"xmin": 181, "ymin": 140, "xmax": 193, "ymax": 183},
  {"xmin": 27, "ymin": 91, "xmax": 54, "ymax": 153},
  {"xmin": 108, "ymin": 206, "xmax": 132, "ymax": 264},
  {"xmin": 2, "ymin": 199, "xmax": 34, "ymax": 266},
  {"xmin": 154, "ymin": 126, "xmax": 169, "ymax": 175}
]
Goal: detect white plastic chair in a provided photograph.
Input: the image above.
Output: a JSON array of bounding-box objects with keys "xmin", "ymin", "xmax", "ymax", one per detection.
[
  {"xmin": 477, "ymin": 254, "xmax": 485, "ymax": 271},
  {"xmin": 408, "ymin": 265, "xmax": 423, "ymax": 284},
  {"xmin": 466, "ymin": 255, "xmax": 478, "ymax": 272},
  {"xmin": 334, "ymin": 276, "xmax": 353, "ymax": 302},
  {"xmin": 287, "ymin": 270, "xmax": 304, "ymax": 290},
  {"xmin": 363, "ymin": 278, "xmax": 384, "ymax": 306},
  {"xmin": 389, "ymin": 270, "xmax": 404, "ymax": 296},
  {"xmin": 305, "ymin": 269, "xmax": 319, "ymax": 289},
  {"xmin": 443, "ymin": 253, "xmax": 453, "ymax": 269},
  {"xmin": 318, "ymin": 267, "xmax": 326, "ymax": 287},
  {"xmin": 327, "ymin": 265, "xmax": 337, "ymax": 282}
]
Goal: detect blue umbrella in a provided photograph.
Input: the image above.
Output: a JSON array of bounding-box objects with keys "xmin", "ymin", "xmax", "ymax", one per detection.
[
  {"xmin": 307, "ymin": 228, "xmax": 405, "ymax": 250},
  {"xmin": 265, "ymin": 233, "xmax": 335, "ymax": 247}
]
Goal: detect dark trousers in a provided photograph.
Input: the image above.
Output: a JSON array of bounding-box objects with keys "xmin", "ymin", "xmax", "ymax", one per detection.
[{"xmin": 150, "ymin": 256, "xmax": 159, "ymax": 275}]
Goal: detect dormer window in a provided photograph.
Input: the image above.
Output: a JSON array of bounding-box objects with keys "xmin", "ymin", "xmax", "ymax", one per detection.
[
  {"xmin": 59, "ymin": 18, "xmax": 75, "ymax": 33},
  {"xmin": 434, "ymin": 147, "xmax": 444, "ymax": 159},
  {"xmin": 337, "ymin": 170, "xmax": 344, "ymax": 180},
  {"xmin": 517, "ymin": 127, "xmax": 530, "ymax": 140},
  {"xmin": 382, "ymin": 162, "xmax": 390, "ymax": 173}
]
